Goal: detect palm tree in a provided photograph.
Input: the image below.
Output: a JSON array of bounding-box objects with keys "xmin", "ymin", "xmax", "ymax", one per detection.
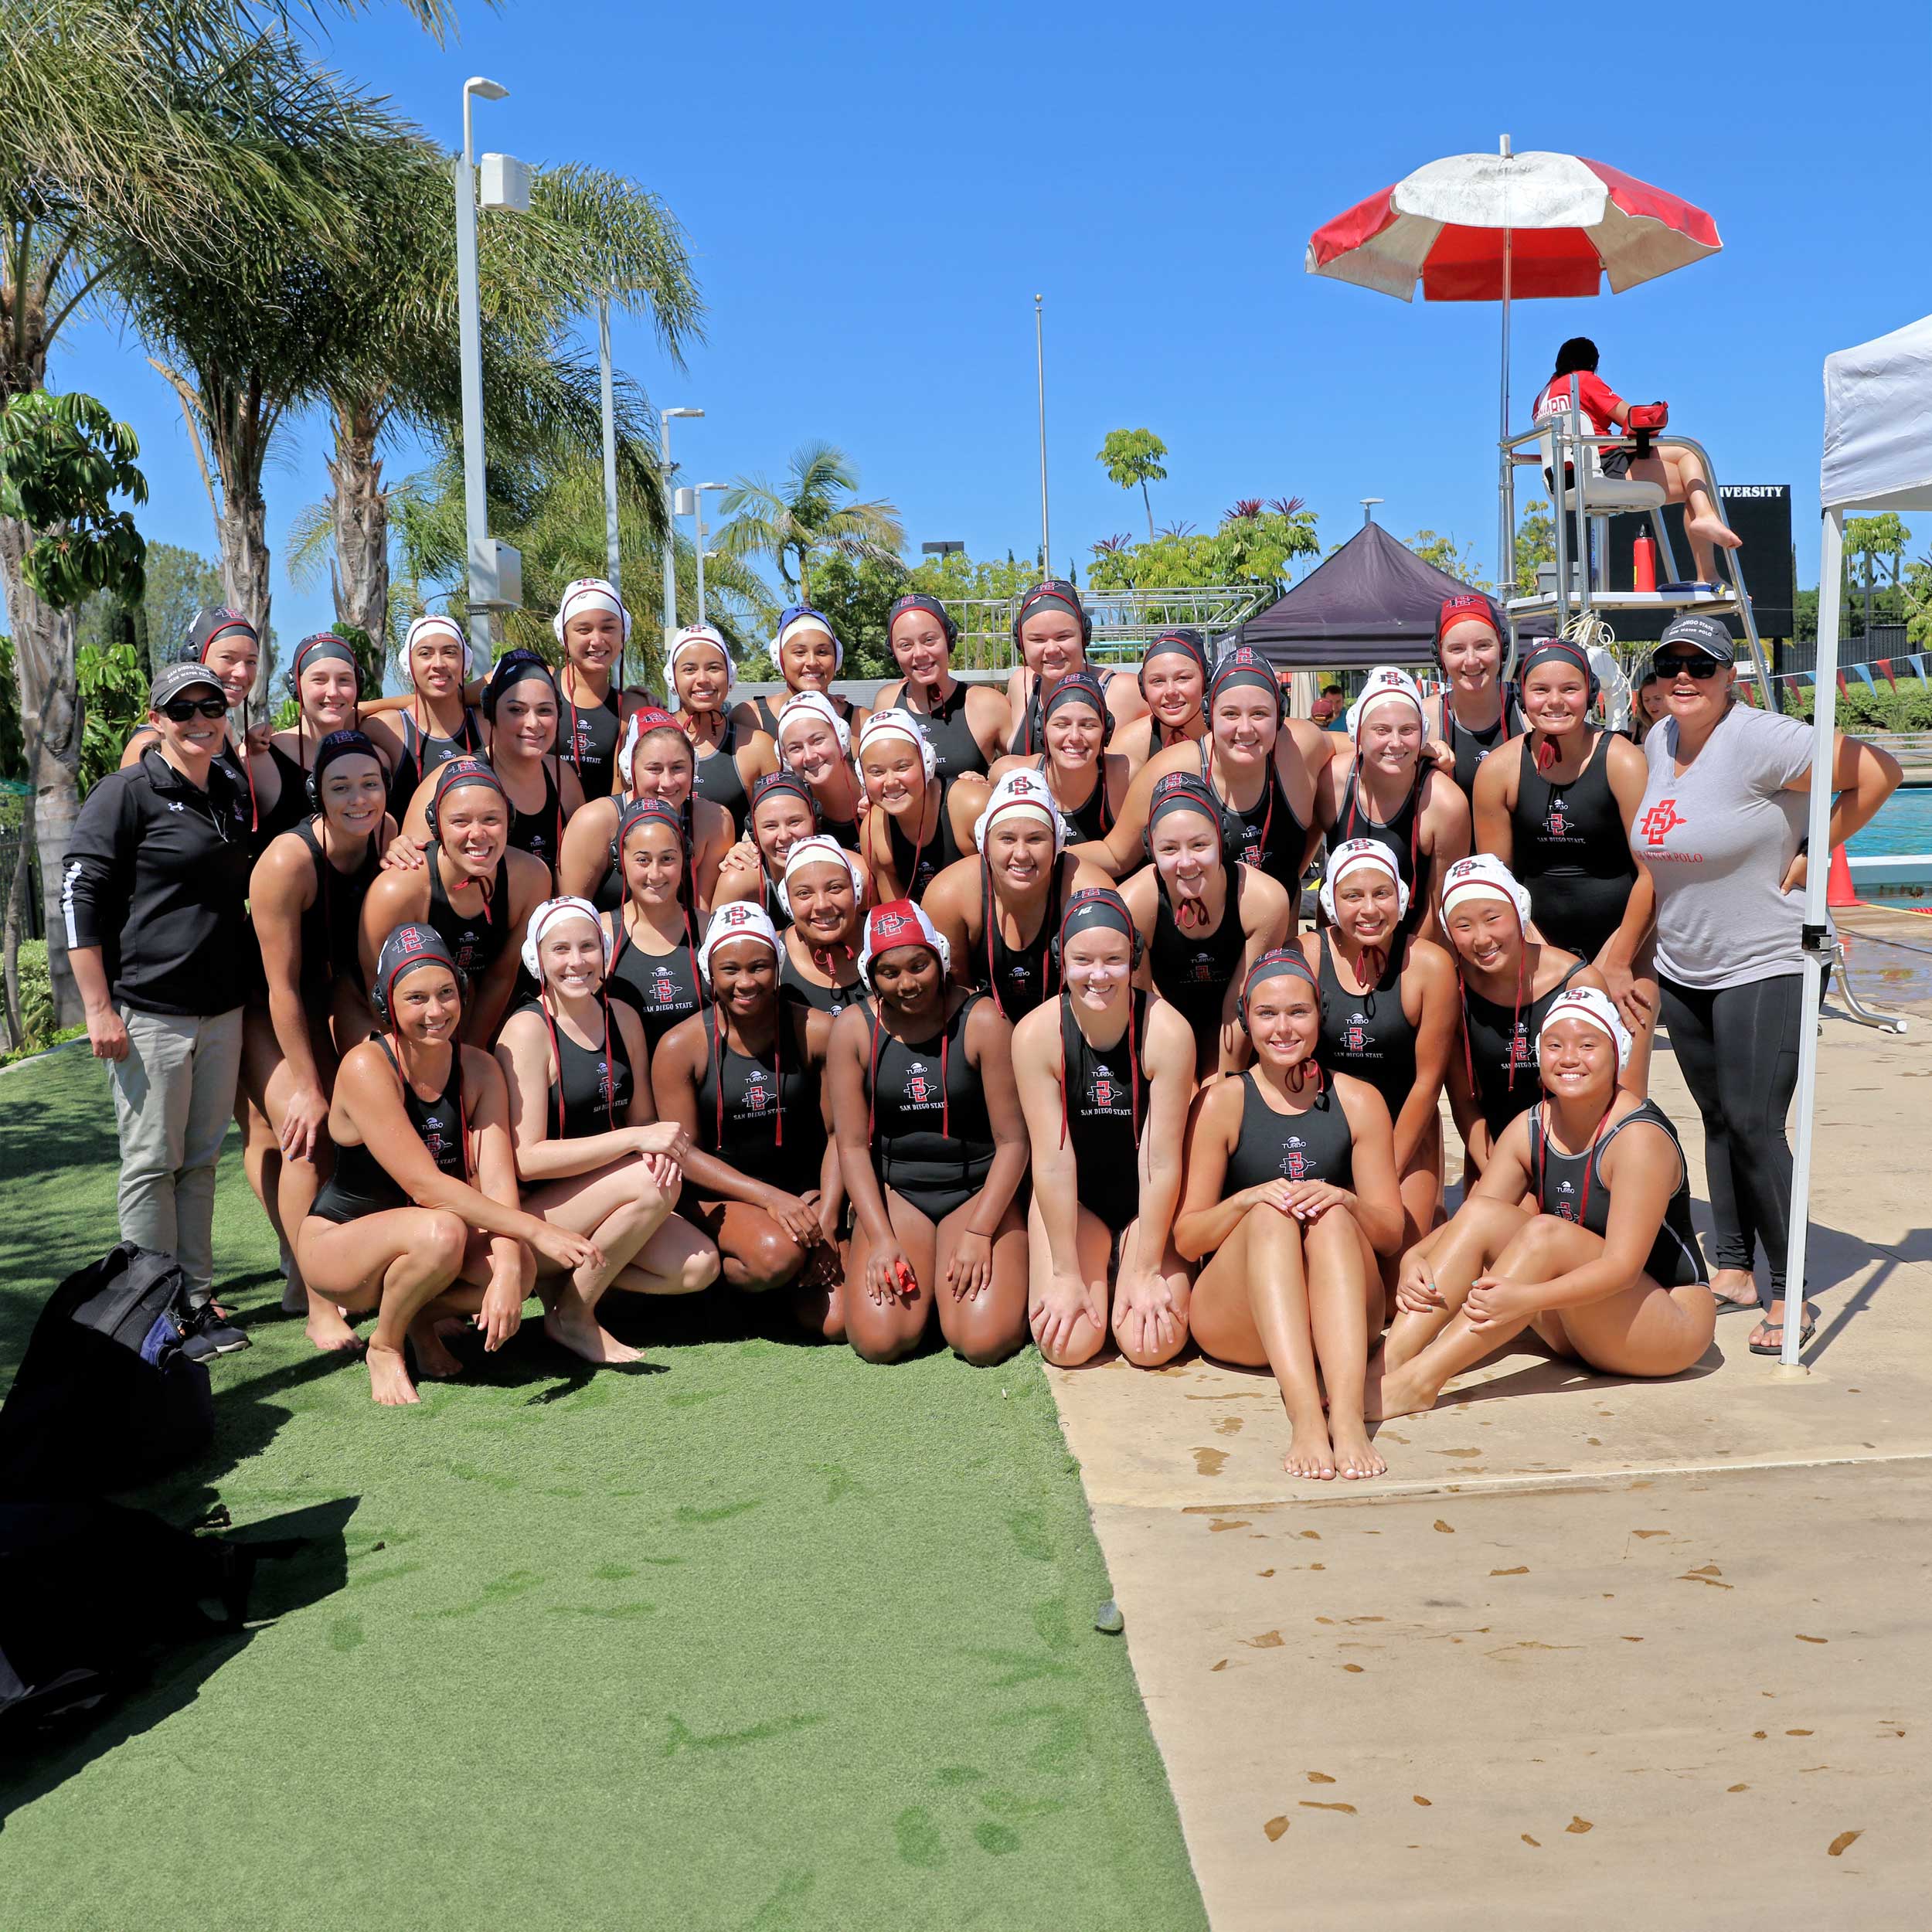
[
  {"xmin": 0, "ymin": 0, "xmax": 450, "ymax": 1019},
  {"xmin": 296, "ymin": 148, "xmax": 703, "ymax": 648},
  {"xmin": 716, "ymin": 442, "xmax": 903, "ymax": 605}
]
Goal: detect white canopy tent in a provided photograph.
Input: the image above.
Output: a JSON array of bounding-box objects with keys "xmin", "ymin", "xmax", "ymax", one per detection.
[{"xmin": 1782, "ymin": 315, "xmax": 1932, "ymax": 1366}]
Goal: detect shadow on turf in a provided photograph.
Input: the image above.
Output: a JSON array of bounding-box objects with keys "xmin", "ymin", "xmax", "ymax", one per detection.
[{"xmin": 0, "ymin": 1495, "xmax": 358, "ymax": 1832}]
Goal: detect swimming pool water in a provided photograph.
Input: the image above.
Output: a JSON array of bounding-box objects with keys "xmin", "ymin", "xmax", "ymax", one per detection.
[{"xmin": 1848, "ymin": 787, "xmax": 1932, "ymax": 857}]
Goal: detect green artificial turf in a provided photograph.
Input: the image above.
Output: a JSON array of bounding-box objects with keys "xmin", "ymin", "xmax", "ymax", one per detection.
[{"xmin": 0, "ymin": 1046, "xmax": 1206, "ymax": 1932}]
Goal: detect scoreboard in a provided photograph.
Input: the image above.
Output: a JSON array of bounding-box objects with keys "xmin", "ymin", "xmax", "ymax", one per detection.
[{"xmin": 1602, "ymin": 484, "xmax": 1794, "ymax": 641}]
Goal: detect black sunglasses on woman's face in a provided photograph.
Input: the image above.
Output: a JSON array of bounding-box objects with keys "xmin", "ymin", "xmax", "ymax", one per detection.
[
  {"xmin": 1656, "ymin": 653, "xmax": 1723, "ymax": 681},
  {"xmin": 161, "ymin": 696, "xmax": 231, "ymax": 721}
]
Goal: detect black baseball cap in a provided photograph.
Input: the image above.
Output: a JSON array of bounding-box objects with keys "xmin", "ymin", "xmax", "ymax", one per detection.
[{"xmin": 1656, "ymin": 613, "xmax": 1736, "ymax": 663}]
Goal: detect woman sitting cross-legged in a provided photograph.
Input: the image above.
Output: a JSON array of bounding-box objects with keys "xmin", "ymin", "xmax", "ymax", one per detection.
[
  {"xmin": 827, "ymin": 900, "xmax": 1031, "ymax": 1366},
  {"xmin": 1012, "ymin": 888, "xmax": 1197, "ymax": 1367},
  {"xmin": 1175, "ymin": 950, "xmax": 1405, "ymax": 1481},
  {"xmin": 649, "ymin": 903, "xmax": 845, "ymax": 1330},
  {"xmin": 494, "ymin": 897, "xmax": 721, "ymax": 1363},
  {"xmin": 295, "ymin": 924, "xmax": 603, "ymax": 1406},
  {"xmin": 1367, "ymin": 987, "xmax": 1716, "ymax": 1420}
]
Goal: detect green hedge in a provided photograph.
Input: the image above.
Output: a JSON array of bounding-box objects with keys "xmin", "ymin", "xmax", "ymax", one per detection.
[{"xmin": 1779, "ymin": 672, "xmax": 1932, "ymax": 732}]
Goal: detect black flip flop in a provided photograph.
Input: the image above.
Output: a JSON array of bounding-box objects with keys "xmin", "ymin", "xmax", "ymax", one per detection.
[{"xmin": 1747, "ymin": 1307, "xmax": 1818, "ymax": 1356}]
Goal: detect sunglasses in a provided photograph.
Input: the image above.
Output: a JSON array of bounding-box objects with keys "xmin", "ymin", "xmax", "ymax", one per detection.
[
  {"xmin": 160, "ymin": 696, "xmax": 230, "ymax": 721},
  {"xmin": 1655, "ymin": 653, "xmax": 1724, "ymax": 681}
]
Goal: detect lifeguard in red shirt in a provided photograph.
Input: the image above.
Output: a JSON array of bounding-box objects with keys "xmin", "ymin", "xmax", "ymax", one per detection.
[{"xmin": 1532, "ymin": 336, "xmax": 1741, "ymax": 587}]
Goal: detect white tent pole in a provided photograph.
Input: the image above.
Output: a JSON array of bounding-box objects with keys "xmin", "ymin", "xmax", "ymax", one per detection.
[
  {"xmin": 1778, "ymin": 508, "xmax": 1845, "ymax": 1372},
  {"xmin": 1496, "ymin": 134, "xmax": 1514, "ymax": 594}
]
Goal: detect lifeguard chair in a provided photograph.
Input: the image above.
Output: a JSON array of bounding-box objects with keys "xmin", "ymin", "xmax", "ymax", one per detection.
[{"xmin": 1501, "ymin": 374, "xmax": 1776, "ymax": 706}]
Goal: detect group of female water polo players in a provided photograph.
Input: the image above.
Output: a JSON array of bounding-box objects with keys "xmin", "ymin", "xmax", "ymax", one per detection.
[{"xmin": 69, "ymin": 576, "xmax": 1898, "ymax": 1471}]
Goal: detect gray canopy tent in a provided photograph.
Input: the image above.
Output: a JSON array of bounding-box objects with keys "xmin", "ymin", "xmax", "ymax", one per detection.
[{"xmin": 1236, "ymin": 522, "xmax": 1488, "ymax": 669}]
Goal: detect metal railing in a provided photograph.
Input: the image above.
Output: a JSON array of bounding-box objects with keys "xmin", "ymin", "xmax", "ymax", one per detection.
[{"xmin": 947, "ymin": 586, "xmax": 1271, "ymax": 669}]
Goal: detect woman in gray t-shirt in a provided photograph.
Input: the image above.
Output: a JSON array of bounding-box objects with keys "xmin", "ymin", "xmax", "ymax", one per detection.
[{"xmin": 1631, "ymin": 614, "xmax": 1899, "ymax": 1353}]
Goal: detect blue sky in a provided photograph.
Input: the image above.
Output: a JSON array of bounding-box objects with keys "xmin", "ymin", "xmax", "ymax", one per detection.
[{"xmin": 40, "ymin": 0, "xmax": 1932, "ymax": 648}]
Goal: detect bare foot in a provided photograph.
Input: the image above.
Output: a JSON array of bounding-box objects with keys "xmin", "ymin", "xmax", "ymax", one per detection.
[
  {"xmin": 1283, "ymin": 1417, "xmax": 1337, "ymax": 1481},
  {"xmin": 304, "ymin": 1294, "xmax": 362, "ymax": 1354},
  {"xmin": 366, "ymin": 1339, "xmax": 420, "ymax": 1406},
  {"xmin": 1329, "ymin": 1416, "xmax": 1387, "ymax": 1479},
  {"xmin": 1363, "ymin": 1352, "xmax": 1438, "ymax": 1421},
  {"xmin": 1685, "ymin": 509, "xmax": 1742, "ymax": 551},
  {"xmin": 406, "ymin": 1316, "xmax": 464, "ymax": 1381},
  {"xmin": 544, "ymin": 1306, "xmax": 642, "ymax": 1366}
]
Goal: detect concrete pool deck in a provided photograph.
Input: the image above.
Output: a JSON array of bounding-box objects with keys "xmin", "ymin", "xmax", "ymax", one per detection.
[{"xmin": 1049, "ymin": 944, "xmax": 1931, "ymax": 1927}]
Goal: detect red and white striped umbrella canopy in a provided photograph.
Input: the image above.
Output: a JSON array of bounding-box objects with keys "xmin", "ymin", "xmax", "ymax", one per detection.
[{"xmin": 1306, "ymin": 150, "xmax": 1721, "ymax": 303}]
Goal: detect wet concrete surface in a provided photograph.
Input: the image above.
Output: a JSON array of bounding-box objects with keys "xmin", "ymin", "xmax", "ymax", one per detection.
[{"xmin": 1048, "ymin": 988, "xmax": 1932, "ymax": 1926}]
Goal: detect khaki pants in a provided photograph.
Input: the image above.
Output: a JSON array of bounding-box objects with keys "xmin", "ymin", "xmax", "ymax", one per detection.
[{"xmin": 106, "ymin": 1005, "xmax": 244, "ymax": 1298}]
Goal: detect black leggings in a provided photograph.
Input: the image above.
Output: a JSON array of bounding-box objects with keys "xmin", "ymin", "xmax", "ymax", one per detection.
[{"xmin": 1658, "ymin": 973, "xmax": 1803, "ymax": 1301}]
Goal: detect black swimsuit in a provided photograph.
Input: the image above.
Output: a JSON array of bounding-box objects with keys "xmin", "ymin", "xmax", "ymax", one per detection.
[
  {"xmin": 257, "ymin": 743, "xmax": 311, "ymax": 847},
  {"xmin": 1219, "ymin": 1070, "xmax": 1355, "ymax": 1202},
  {"xmin": 505, "ymin": 763, "xmax": 564, "ymax": 880},
  {"xmin": 607, "ymin": 915, "xmax": 704, "ymax": 1056},
  {"xmin": 1148, "ymin": 870, "xmax": 1247, "ymax": 1073},
  {"xmin": 1510, "ymin": 734, "xmax": 1636, "ymax": 962},
  {"xmin": 543, "ymin": 1004, "xmax": 636, "ymax": 1141},
  {"xmin": 868, "ymin": 993, "xmax": 996, "ymax": 1221},
  {"xmin": 1061, "ymin": 990, "xmax": 1150, "ymax": 1235},
  {"xmin": 424, "ymin": 844, "xmax": 510, "ymax": 981},
  {"xmin": 886, "ymin": 799, "xmax": 964, "ymax": 904},
  {"xmin": 1336, "ymin": 766, "xmax": 1431, "ymax": 935},
  {"xmin": 755, "ymin": 692, "xmax": 855, "ymax": 741},
  {"xmin": 691, "ymin": 718, "xmax": 752, "ymax": 835},
  {"xmin": 1316, "ymin": 932, "xmax": 1417, "ymax": 1121},
  {"xmin": 1462, "ymin": 960, "xmax": 1588, "ymax": 1141},
  {"xmin": 777, "ymin": 943, "xmax": 862, "ymax": 1018},
  {"xmin": 1042, "ymin": 754, "xmax": 1110, "ymax": 845},
  {"xmin": 310, "ymin": 1039, "xmax": 464, "ymax": 1223},
  {"xmin": 973, "ymin": 858, "xmax": 1065, "ymax": 1020},
  {"xmin": 695, "ymin": 1008, "xmax": 824, "ymax": 1197},
  {"xmin": 291, "ymin": 817, "xmax": 379, "ymax": 1001},
  {"xmin": 389, "ymin": 708, "xmax": 484, "ymax": 821},
  {"xmin": 1446, "ymin": 706, "xmax": 1510, "ymax": 804},
  {"xmin": 1199, "ymin": 740, "xmax": 1304, "ymax": 909},
  {"xmin": 904, "ymin": 681, "xmax": 992, "ymax": 784},
  {"xmin": 561, "ymin": 687, "xmax": 622, "ymax": 802},
  {"xmin": 1529, "ymin": 1099, "xmax": 1707, "ymax": 1287}
]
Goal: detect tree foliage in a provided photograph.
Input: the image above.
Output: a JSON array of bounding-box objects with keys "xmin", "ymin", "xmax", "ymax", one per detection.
[
  {"xmin": 1096, "ymin": 427, "xmax": 1168, "ymax": 541},
  {"xmin": 717, "ymin": 443, "xmax": 903, "ymax": 604},
  {"xmin": 1406, "ymin": 528, "xmax": 1488, "ymax": 589},
  {"xmin": 1514, "ymin": 498, "xmax": 1556, "ymax": 594},
  {"xmin": 1087, "ymin": 498, "xmax": 1318, "ymax": 600},
  {"xmin": 0, "ymin": 390, "xmax": 146, "ymax": 608}
]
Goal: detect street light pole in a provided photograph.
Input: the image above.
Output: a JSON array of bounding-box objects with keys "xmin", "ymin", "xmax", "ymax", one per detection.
[
  {"xmin": 1034, "ymin": 294, "xmax": 1051, "ymax": 575},
  {"xmin": 597, "ymin": 294, "xmax": 621, "ymax": 597},
  {"xmin": 660, "ymin": 406, "xmax": 703, "ymax": 649},
  {"xmin": 455, "ymin": 76, "xmax": 507, "ymax": 670},
  {"xmin": 694, "ymin": 482, "xmax": 730, "ymax": 624}
]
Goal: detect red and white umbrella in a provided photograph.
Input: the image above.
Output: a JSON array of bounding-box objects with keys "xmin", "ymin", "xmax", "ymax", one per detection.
[
  {"xmin": 1306, "ymin": 148, "xmax": 1721, "ymax": 302},
  {"xmin": 1305, "ymin": 140, "xmax": 1721, "ymax": 581}
]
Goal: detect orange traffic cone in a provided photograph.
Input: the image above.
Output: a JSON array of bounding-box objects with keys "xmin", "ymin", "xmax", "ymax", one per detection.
[{"xmin": 1827, "ymin": 844, "xmax": 1857, "ymax": 909}]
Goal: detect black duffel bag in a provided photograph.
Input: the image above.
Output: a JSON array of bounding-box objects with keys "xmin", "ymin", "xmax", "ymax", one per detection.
[{"xmin": 0, "ymin": 1243, "xmax": 214, "ymax": 1496}]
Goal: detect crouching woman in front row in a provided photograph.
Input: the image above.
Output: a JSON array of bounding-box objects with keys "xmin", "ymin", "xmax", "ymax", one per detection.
[
  {"xmin": 1367, "ymin": 988, "xmax": 1715, "ymax": 1420},
  {"xmin": 296, "ymin": 924, "xmax": 604, "ymax": 1407},
  {"xmin": 1175, "ymin": 950, "xmax": 1404, "ymax": 1481},
  {"xmin": 1012, "ymin": 887, "xmax": 1198, "ymax": 1368},
  {"xmin": 828, "ymin": 900, "xmax": 1032, "ymax": 1366},
  {"xmin": 494, "ymin": 896, "xmax": 721, "ymax": 1366}
]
